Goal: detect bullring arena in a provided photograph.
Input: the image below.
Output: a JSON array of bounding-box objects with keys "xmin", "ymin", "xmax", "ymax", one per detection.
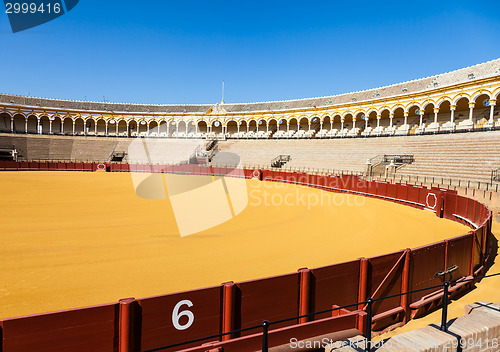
[{"xmin": 0, "ymin": 59, "xmax": 500, "ymax": 352}]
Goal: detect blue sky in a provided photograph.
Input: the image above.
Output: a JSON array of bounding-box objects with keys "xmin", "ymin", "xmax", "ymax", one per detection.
[{"xmin": 1, "ymin": 1, "xmax": 499, "ymax": 105}]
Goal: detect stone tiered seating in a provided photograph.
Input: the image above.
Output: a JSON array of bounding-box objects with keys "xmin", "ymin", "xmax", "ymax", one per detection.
[{"xmin": 217, "ymin": 130, "xmax": 500, "ymax": 182}]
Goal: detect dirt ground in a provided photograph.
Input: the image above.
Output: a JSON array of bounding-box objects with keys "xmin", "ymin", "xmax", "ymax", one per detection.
[{"xmin": 0, "ymin": 172, "xmax": 471, "ymax": 319}]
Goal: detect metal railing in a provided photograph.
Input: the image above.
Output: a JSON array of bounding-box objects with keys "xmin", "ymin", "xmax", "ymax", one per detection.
[
  {"xmin": 142, "ymin": 271, "xmax": 500, "ymax": 352},
  {"xmin": 492, "ymin": 168, "xmax": 500, "ymax": 183}
]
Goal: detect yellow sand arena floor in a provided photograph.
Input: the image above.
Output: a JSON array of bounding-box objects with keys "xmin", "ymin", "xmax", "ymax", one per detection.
[{"xmin": 0, "ymin": 172, "xmax": 469, "ymax": 319}]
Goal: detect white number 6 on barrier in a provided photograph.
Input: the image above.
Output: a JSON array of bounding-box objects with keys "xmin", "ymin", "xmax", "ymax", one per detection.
[{"xmin": 172, "ymin": 300, "xmax": 195, "ymax": 331}]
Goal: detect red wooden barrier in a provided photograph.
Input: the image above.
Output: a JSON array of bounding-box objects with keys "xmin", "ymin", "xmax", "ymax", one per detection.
[
  {"xmin": 409, "ymin": 241, "xmax": 446, "ymax": 304},
  {"xmin": 446, "ymin": 234, "xmax": 474, "ymax": 280},
  {"xmin": 138, "ymin": 286, "xmax": 222, "ymax": 352},
  {"xmin": 443, "ymin": 191, "xmax": 457, "ymax": 221},
  {"xmin": 310, "ymin": 260, "xmax": 360, "ymax": 320},
  {"xmin": 368, "ymin": 251, "xmax": 405, "ymax": 322},
  {"xmin": 386, "ymin": 183, "xmax": 397, "ymax": 199},
  {"xmin": 236, "ymin": 273, "xmax": 300, "ymax": 334},
  {"xmin": 0, "ymin": 304, "xmax": 118, "ymax": 352},
  {"xmin": 375, "ymin": 181, "xmax": 388, "ymax": 197},
  {"xmin": 396, "ymin": 184, "xmax": 408, "ymax": 202}
]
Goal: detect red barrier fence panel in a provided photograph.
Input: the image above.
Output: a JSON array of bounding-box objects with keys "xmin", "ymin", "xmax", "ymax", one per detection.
[
  {"xmin": 443, "ymin": 192, "xmax": 457, "ymax": 221},
  {"xmin": 0, "ymin": 304, "xmax": 118, "ymax": 352},
  {"xmin": 243, "ymin": 169, "xmax": 253, "ymax": 179},
  {"xmin": 472, "ymin": 230, "xmax": 483, "ymax": 274},
  {"xmin": 396, "ymin": 184, "xmax": 408, "ymax": 202},
  {"xmin": 466, "ymin": 198, "xmax": 476, "ymax": 224},
  {"xmin": 446, "ymin": 234, "xmax": 474, "ymax": 279},
  {"xmin": 28, "ymin": 162, "xmax": 39, "ymax": 170},
  {"xmin": 367, "ymin": 180, "xmax": 378, "ymax": 196},
  {"xmin": 409, "ymin": 242, "xmax": 446, "ymax": 304},
  {"xmin": 416, "ymin": 186, "xmax": 426, "ymax": 206},
  {"xmin": 38, "ymin": 161, "xmax": 48, "ymax": 171},
  {"xmin": 79, "ymin": 163, "xmax": 89, "ymax": 172},
  {"xmin": 406, "ymin": 185, "xmax": 421, "ymax": 205},
  {"xmin": 310, "ymin": 260, "xmax": 360, "ymax": 321},
  {"xmin": 455, "ymin": 195, "xmax": 468, "ymax": 220},
  {"xmin": 236, "ymin": 273, "xmax": 300, "ymax": 334},
  {"xmin": 375, "ymin": 181, "xmax": 388, "ymax": 197},
  {"xmin": 367, "ymin": 251, "xmax": 405, "ymax": 319},
  {"xmin": 261, "ymin": 169, "xmax": 272, "ymax": 181},
  {"xmin": 18, "ymin": 161, "xmax": 28, "ymax": 170},
  {"xmin": 357, "ymin": 177, "xmax": 368, "ymax": 194},
  {"xmin": 138, "ymin": 286, "xmax": 222, "ymax": 352},
  {"xmin": 56, "ymin": 163, "xmax": 66, "ymax": 170},
  {"xmin": 473, "ymin": 201, "xmax": 482, "ymax": 226},
  {"xmin": 6, "ymin": 160, "xmax": 19, "ymax": 170},
  {"xmin": 386, "ymin": 183, "xmax": 397, "ymax": 199}
]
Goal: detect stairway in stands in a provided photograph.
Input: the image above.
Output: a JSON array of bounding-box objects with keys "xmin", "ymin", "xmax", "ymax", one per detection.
[{"xmin": 271, "ymin": 155, "xmax": 291, "ymax": 168}]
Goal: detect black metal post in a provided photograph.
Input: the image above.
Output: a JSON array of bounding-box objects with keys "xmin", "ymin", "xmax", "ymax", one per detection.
[
  {"xmin": 365, "ymin": 298, "xmax": 373, "ymax": 352},
  {"xmin": 262, "ymin": 320, "xmax": 269, "ymax": 352},
  {"xmin": 440, "ymin": 282, "xmax": 449, "ymax": 332}
]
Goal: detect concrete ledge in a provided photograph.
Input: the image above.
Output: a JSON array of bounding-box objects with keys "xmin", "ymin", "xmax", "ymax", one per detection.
[{"xmin": 325, "ymin": 301, "xmax": 500, "ymax": 352}]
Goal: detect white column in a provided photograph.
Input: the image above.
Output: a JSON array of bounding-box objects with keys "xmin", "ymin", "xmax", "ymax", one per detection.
[
  {"xmin": 175, "ymin": 122, "xmax": 178, "ymax": 135},
  {"xmin": 419, "ymin": 112, "xmax": 423, "ymax": 127},
  {"xmin": 489, "ymin": 100, "xmax": 496, "ymax": 125},
  {"xmin": 365, "ymin": 117, "xmax": 369, "ymax": 130},
  {"xmin": 126, "ymin": 122, "xmax": 130, "ymax": 137},
  {"xmin": 266, "ymin": 122, "xmax": 269, "ymax": 133},
  {"xmin": 389, "ymin": 113, "xmax": 393, "ymax": 128},
  {"xmin": 237, "ymin": 123, "xmax": 240, "ymax": 138},
  {"xmin": 434, "ymin": 108, "xmax": 439, "ymax": 124},
  {"xmin": 341, "ymin": 118, "xmax": 344, "ymax": 131},
  {"xmin": 330, "ymin": 119, "xmax": 333, "ymax": 131},
  {"xmin": 450, "ymin": 106, "xmax": 455, "ymax": 124},
  {"xmin": 404, "ymin": 112, "xmax": 408, "ymax": 126},
  {"xmin": 167, "ymin": 122, "xmax": 170, "ymax": 136},
  {"xmin": 84, "ymin": 121, "xmax": 88, "ymax": 136},
  {"xmin": 116, "ymin": 123, "xmax": 118, "ymax": 135},
  {"xmin": 94, "ymin": 121, "xmax": 97, "ymax": 135},
  {"xmin": 37, "ymin": 118, "xmax": 40, "ymax": 134},
  {"xmin": 25, "ymin": 118, "xmax": 28, "ymax": 133},
  {"xmin": 468, "ymin": 102, "xmax": 475, "ymax": 122},
  {"xmin": 10, "ymin": 117, "xmax": 14, "ymax": 132},
  {"xmin": 195, "ymin": 122, "xmax": 199, "ymax": 135},
  {"xmin": 247, "ymin": 124, "xmax": 250, "ymax": 133},
  {"xmin": 72, "ymin": 120, "xmax": 75, "ymax": 135},
  {"xmin": 286, "ymin": 122, "xmax": 289, "ymax": 132},
  {"xmin": 49, "ymin": 119, "xmax": 53, "ymax": 134},
  {"xmin": 308, "ymin": 121, "xmax": 311, "ymax": 131},
  {"xmin": 376, "ymin": 114, "xmax": 381, "ymax": 128},
  {"xmin": 320, "ymin": 121, "xmax": 323, "ymax": 131},
  {"xmin": 352, "ymin": 118, "xmax": 356, "ymax": 130},
  {"xmin": 61, "ymin": 119, "xmax": 65, "ymax": 134}
]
